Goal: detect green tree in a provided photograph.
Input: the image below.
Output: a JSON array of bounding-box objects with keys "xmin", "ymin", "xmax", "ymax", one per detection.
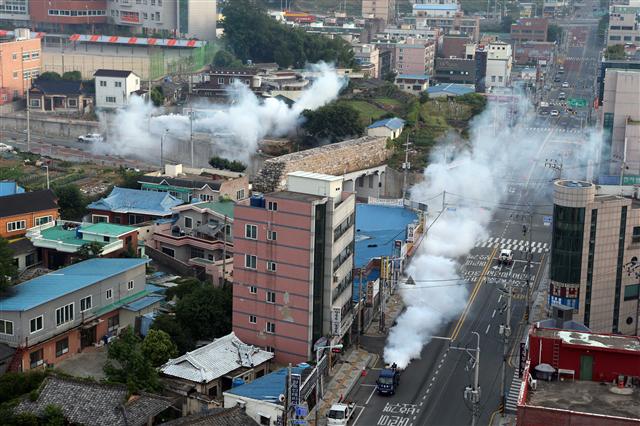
[
  {"xmin": 118, "ymin": 167, "xmax": 143, "ymax": 189},
  {"xmin": 208, "ymin": 156, "xmax": 247, "ymax": 172},
  {"xmin": 0, "ymin": 370, "xmax": 47, "ymax": 404},
  {"xmin": 383, "ymin": 71, "xmax": 397, "ymax": 83},
  {"xmin": 213, "ymin": 49, "xmax": 242, "ymax": 67},
  {"xmin": 302, "ymin": 103, "xmax": 364, "ymax": 143},
  {"xmin": 103, "ymin": 327, "xmax": 160, "ymax": 393},
  {"xmin": 457, "ymin": 93, "xmax": 488, "ymax": 117},
  {"xmin": 547, "ymin": 24, "xmax": 563, "ymax": 42},
  {"xmin": 76, "ymin": 241, "xmax": 103, "ymax": 260},
  {"xmin": 175, "ymin": 284, "xmax": 232, "ymax": 341},
  {"xmin": 606, "ymin": 44, "xmax": 626, "ymax": 60},
  {"xmin": 141, "ymin": 329, "xmax": 178, "ymax": 367},
  {"xmin": 38, "ymin": 72, "xmax": 61, "ymax": 81},
  {"xmin": 54, "ymin": 185, "xmax": 86, "ymax": 220},
  {"xmin": 62, "ymin": 71, "xmax": 82, "ymax": 81},
  {"xmin": 150, "ymin": 86, "xmax": 164, "ymax": 107},
  {"xmin": 150, "ymin": 313, "xmax": 194, "ymax": 354},
  {"xmin": 0, "ymin": 237, "xmax": 18, "ymax": 294},
  {"xmin": 42, "ymin": 405, "xmax": 65, "ymax": 426}
]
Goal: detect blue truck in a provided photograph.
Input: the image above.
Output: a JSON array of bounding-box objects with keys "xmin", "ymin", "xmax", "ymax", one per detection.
[{"xmin": 376, "ymin": 364, "xmax": 401, "ymax": 395}]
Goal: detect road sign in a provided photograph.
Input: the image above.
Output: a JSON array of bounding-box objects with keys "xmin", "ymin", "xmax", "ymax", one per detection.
[
  {"xmin": 543, "ymin": 215, "xmax": 553, "ymax": 226},
  {"xmin": 295, "ymin": 406, "xmax": 308, "ymax": 417},
  {"xmin": 567, "ymin": 98, "xmax": 587, "ymax": 108}
]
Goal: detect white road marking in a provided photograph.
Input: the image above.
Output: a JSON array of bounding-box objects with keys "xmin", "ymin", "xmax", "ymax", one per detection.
[
  {"xmin": 365, "ymin": 386, "xmax": 377, "ymax": 405},
  {"xmin": 353, "ymin": 406, "xmax": 366, "ymax": 426},
  {"xmin": 485, "ymin": 324, "xmax": 491, "ymax": 334},
  {"xmin": 492, "ymin": 309, "xmax": 497, "ymax": 318}
]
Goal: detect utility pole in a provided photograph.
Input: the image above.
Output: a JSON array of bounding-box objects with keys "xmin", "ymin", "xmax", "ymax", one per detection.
[
  {"xmin": 160, "ymin": 128, "xmax": 169, "ymax": 170},
  {"xmin": 189, "ymin": 108, "xmax": 194, "ymax": 167},
  {"xmin": 26, "ymin": 79, "xmax": 31, "ymax": 152},
  {"xmin": 401, "ymin": 134, "xmax": 411, "ymax": 200},
  {"xmin": 499, "ymin": 281, "xmax": 513, "ymax": 417},
  {"xmin": 379, "ymin": 257, "xmax": 387, "ymax": 332},
  {"xmin": 442, "ymin": 190, "xmax": 447, "ymax": 212},
  {"xmin": 222, "ymin": 215, "xmax": 228, "ymax": 286},
  {"xmin": 525, "ymin": 210, "xmax": 533, "ymax": 324}
]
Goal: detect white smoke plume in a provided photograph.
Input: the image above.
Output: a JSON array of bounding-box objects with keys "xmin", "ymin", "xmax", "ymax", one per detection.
[
  {"xmin": 384, "ymin": 93, "xmax": 603, "ymax": 368},
  {"xmin": 95, "ymin": 62, "xmax": 346, "ymax": 163}
]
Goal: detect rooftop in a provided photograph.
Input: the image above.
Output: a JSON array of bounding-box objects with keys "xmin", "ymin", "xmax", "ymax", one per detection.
[
  {"xmin": 269, "ymin": 190, "xmax": 324, "ymax": 203},
  {"xmin": 93, "ymin": 69, "xmax": 135, "ymax": 78},
  {"xmin": 31, "ymin": 79, "xmax": 83, "ymax": 95},
  {"xmin": 161, "ymin": 332, "xmax": 273, "ymax": 383},
  {"xmin": 396, "ymin": 74, "xmax": 430, "ymax": 80},
  {"xmin": 0, "ymin": 258, "xmax": 147, "ymax": 311},
  {"xmin": 0, "ymin": 189, "xmax": 57, "ymax": 218},
  {"xmin": 161, "ymin": 407, "xmax": 258, "ymax": 426},
  {"xmin": 533, "ymin": 327, "xmax": 640, "ymax": 352},
  {"xmin": 225, "ymin": 366, "xmax": 309, "ymax": 403},
  {"xmin": 526, "ymin": 378, "xmax": 640, "ymax": 420},
  {"xmin": 413, "ymin": 4, "xmax": 459, "ymax": 11},
  {"xmin": 427, "ymin": 83, "xmax": 475, "ymax": 96},
  {"xmin": 14, "ymin": 376, "xmax": 171, "ymax": 426},
  {"xmin": 87, "ymin": 186, "xmax": 183, "ymax": 216},
  {"xmin": 0, "ymin": 180, "xmax": 24, "ymax": 197},
  {"xmin": 34, "ymin": 222, "xmax": 136, "ymax": 248},
  {"xmin": 288, "ymin": 170, "xmax": 344, "ymax": 182},
  {"xmin": 368, "ymin": 117, "xmax": 406, "ymax": 130},
  {"xmin": 139, "ymin": 175, "xmax": 224, "ymax": 190},
  {"xmin": 354, "ymin": 204, "xmax": 418, "ymax": 268}
]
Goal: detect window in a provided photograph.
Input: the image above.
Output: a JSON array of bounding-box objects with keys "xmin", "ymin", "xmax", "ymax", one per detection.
[
  {"xmin": 55, "ymin": 304, "xmax": 74, "ymax": 327},
  {"xmin": 259, "ymin": 415, "xmax": 270, "ymax": 426},
  {"xmin": 237, "ymin": 189, "xmax": 245, "ymax": 200},
  {"xmin": 127, "ymin": 280, "xmax": 134, "ymax": 291},
  {"xmin": 633, "ymin": 226, "xmax": 640, "ymax": 243},
  {"xmin": 245, "ymin": 254, "xmax": 257, "ymax": 269},
  {"xmin": 93, "ymin": 215, "xmax": 109, "ymax": 223},
  {"xmin": 218, "ymin": 77, "xmax": 224, "ymax": 84},
  {"xmin": 80, "ymin": 296, "xmax": 92, "ymax": 312},
  {"xmin": 55, "ymin": 338, "xmax": 69, "ymax": 357},
  {"xmin": 107, "ymin": 314, "xmax": 119, "ymax": 331},
  {"xmin": 105, "ymin": 96, "xmax": 116, "ymax": 103},
  {"xmin": 267, "ymin": 230, "xmax": 277, "ymax": 241},
  {"xmin": 266, "ymin": 321, "xmax": 276, "ymax": 333},
  {"xmin": 267, "ymin": 201, "xmax": 278, "ymax": 211},
  {"xmin": 190, "ymin": 247, "xmax": 204, "ymax": 259},
  {"xmin": 184, "ymin": 216, "xmax": 193, "ymax": 228},
  {"xmin": 266, "ymin": 291, "xmax": 276, "ymax": 303},
  {"xmin": 249, "ymin": 285, "xmax": 257, "ymax": 294},
  {"xmin": 100, "ymin": 80, "xmax": 107, "ymax": 87},
  {"xmin": 143, "ymin": 12, "xmax": 148, "ymax": 19},
  {"xmin": 30, "ymin": 349, "xmax": 43, "ymax": 368},
  {"xmin": 68, "ymin": 98, "xmax": 77, "ymax": 107},
  {"xmin": 22, "ymin": 52, "xmax": 29, "ymax": 60},
  {"xmin": 115, "ymin": 81, "xmax": 122, "ymax": 87},
  {"xmin": 106, "ymin": 288, "xmax": 113, "ymax": 300},
  {"xmin": 245, "ymin": 224, "xmax": 257, "ymax": 239},
  {"xmin": 31, "ymin": 51, "xmax": 39, "ymax": 59},
  {"xmin": 35, "ymin": 216, "xmax": 52, "ymax": 226},
  {"xmin": 267, "ymin": 261, "xmax": 277, "ymax": 272},
  {"xmin": 30, "ymin": 315, "xmax": 43, "ymax": 333},
  {"xmin": 249, "ymin": 315, "xmax": 257, "ymax": 324},
  {"xmin": 161, "ymin": 247, "xmax": 175, "ymax": 257},
  {"xmin": 13, "ymin": 71, "xmax": 18, "ymax": 79},
  {"xmin": 12, "ymin": 53, "xmax": 17, "ymax": 60},
  {"xmin": 0, "ymin": 320, "xmax": 14, "ymax": 336},
  {"xmin": 624, "ymin": 284, "xmax": 639, "ymax": 301},
  {"xmin": 7, "ymin": 220, "xmax": 26, "ymax": 232}
]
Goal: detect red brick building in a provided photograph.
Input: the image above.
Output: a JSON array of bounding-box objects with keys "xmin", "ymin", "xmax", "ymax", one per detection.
[
  {"xmin": 29, "ymin": 0, "xmax": 107, "ymax": 32},
  {"xmin": 511, "ymin": 18, "xmax": 549, "ymax": 44}
]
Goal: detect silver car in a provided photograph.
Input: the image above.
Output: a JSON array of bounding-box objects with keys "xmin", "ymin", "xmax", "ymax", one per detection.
[{"xmin": 77, "ymin": 133, "xmax": 104, "ymax": 143}]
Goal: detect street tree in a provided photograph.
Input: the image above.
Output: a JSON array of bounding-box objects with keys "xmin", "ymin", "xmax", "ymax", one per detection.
[
  {"xmin": 103, "ymin": 327, "xmax": 160, "ymax": 393},
  {"xmin": 0, "ymin": 237, "xmax": 18, "ymax": 294},
  {"xmin": 141, "ymin": 329, "xmax": 178, "ymax": 367}
]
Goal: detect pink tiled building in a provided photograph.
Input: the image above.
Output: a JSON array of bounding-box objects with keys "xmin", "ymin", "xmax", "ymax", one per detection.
[
  {"xmin": 395, "ymin": 38, "xmax": 436, "ymax": 77},
  {"xmin": 232, "ymin": 172, "xmax": 356, "ymax": 365}
]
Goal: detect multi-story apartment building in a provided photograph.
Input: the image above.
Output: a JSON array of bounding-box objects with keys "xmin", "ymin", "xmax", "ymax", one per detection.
[
  {"xmin": 607, "ymin": 4, "xmax": 640, "ymax": 46},
  {"xmin": 362, "ymin": 0, "xmax": 396, "ymax": 24},
  {"xmin": 106, "ymin": 0, "xmax": 216, "ymax": 40},
  {"xmin": 395, "ymin": 38, "xmax": 435, "ymax": 76},
  {"xmin": 353, "ymin": 43, "xmax": 380, "ymax": 78},
  {"xmin": 550, "ymin": 180, "xmax": 640, "ymax": 335},
  {"xmin": 232, "ymin": 172, "xmax": 356, "ymax": 364},
  {"xmin": 413, "ymin": 3, "xmax": 480, "ymax": 41},
  {"xmin": 510, "ymin": 18, "xmax": 549, "ymax": 44},
  {"xmin": 0, "ymin": 29, "xmax": 41, "ymax": 102},
  {"xmin": 0, "ymin": 190, "xmax": 58, "ymax": 240},
  {"xmin": 0, "ymin": 258, "xmax": 160, "ymax": 372},
  {"xmin": 484, "ymin": 41, "xmax": 513, "ymax": 89},
  {"xmin": 600, "ymin": 69, "xmax": 640, "ymax": 175},
  {"xmin": 0, "ymin": 0, "xmax": 29, "ymax": 25},
  {"xmin": 29, "ymin": 0, "xmax": 107, "ymax": 32}
]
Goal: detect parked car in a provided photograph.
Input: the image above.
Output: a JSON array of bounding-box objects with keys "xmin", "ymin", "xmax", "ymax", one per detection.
[
  {"xmin": 550, "ymin": 109, "xmax": 560, "ymax": 116},
  {"xmin": 558, "ymin": 92, "xmax": 567, "ymax": 100},
  {"xmin": 0, "ymin": 142, "xmax": 14, "ymax": 152},
  {"xmin": 78, "ymin": 133, "xmax": 104, "ymax": 143},
  {"xmin": 562, "ymin": 81, "xmax": 570, "ymax": 88}
]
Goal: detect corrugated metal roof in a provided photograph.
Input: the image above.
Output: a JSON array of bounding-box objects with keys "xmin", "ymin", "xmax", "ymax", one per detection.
[
  {"xmin": 396, "ymin": 74, "xmax": 430, "ymax": 80},
  {"xmin": 0, "ymin": 181, "xmax": 24, "ymax": 197},
  {"xmin": 427, "ymin": 83, "xmax": 475, "ymax": 96},
  {"xmin": 69, "ymin": 34, "xmax": 205, "ymax": 48},
  {"xmin": 288, "ymin": 171, "xmax": 343, "ymax": 182},
  {"xmin": 87, "ymin": 187, "xmax": 183, "ymax": 216},
  {"xmin": 0, "ymin": 258, "xmax": 148, "ymax": 311},
  {"xmin": 368, "ymin": 117, "xmax": 406, "ymax": 130},
  {"xmin": 161, "ymin": 332, "xmax": 274, "ymax": 383},
  {"xmin": 413, "ymin": 3, "xmax": 459, "ymax": 10},
  {"xmin": 122, "ymin": 295, "xmax": 164, "ymax": 312},
  {"xmin": 225, "ymin": 366, "xmax": 307, "ymax": 402}
]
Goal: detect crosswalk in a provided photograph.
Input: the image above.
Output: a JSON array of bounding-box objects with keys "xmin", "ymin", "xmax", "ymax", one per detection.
[
  {"xmin": 522, "ymin": 127, "xmax": 583, "ymax": 134},
  {"xmin": 506, "ymin": 369, "xmax": 522, "ymax": 413},
  {"xmin": 475, "ymin": 237, "xmax": 550, "ymax": 254}
]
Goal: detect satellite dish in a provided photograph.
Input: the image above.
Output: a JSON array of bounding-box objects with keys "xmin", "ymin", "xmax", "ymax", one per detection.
[{"xmin": 279, "ymin": 394, "xmax": 285, "ymax": 403}]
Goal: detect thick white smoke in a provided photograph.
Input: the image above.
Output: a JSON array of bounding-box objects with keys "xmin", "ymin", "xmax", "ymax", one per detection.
[
  {"xmin": 384, "ymin": 93, "xmax": 602, "ymax": 368},
  {"xmin": 95, "ymin": 62, "xmax": 346, "ymax": 163}
]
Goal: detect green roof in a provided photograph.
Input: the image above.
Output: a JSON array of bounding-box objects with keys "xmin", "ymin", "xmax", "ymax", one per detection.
[
  {"xmin": 81, "ymin": 222, "xmax": 137, "ymax": 237},
  {"xmin": 195, "ymin": 200, "xmax": 235, "ymax": 219},
  {"xmin": 141, "ymin": 182, "xmax": 192, "ymax": 194},
  {"xmin": 93, "ymin": 289, "xmax": 149, "ymax": 317},
  {"xmin": 40, "ymin": 226, "xmax": 87, "ymax": 247}
]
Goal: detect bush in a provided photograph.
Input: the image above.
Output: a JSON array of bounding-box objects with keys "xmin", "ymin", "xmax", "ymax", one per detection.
[
  {"xmin": 208, "ymin": 156, "xmax": 247, "ymax": 172},
  {"xmin": 0, "ymin": 371, "xmax": 47, "ymax": 404}
]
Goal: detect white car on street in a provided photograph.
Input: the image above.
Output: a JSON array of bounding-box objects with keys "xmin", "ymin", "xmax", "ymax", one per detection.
[
  {"xmin": 77, "ymin": 133, "xmax": 104, "ymax": 143},
  {"xmin": 562, "ymin": 81, "xmax": 570, "ymax": 88},
  {"xmin": 0, "ymin": 142, "xmax": 14, "ymax": 152},
  {"xmin": 550, "ymin": 109, "xmax": 560, "ymax": 116}
]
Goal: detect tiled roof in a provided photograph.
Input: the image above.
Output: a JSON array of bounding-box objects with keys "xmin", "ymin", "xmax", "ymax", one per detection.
[
  {"xmin": 31, "ymin": 79, "xmax": 83, "ymax": 95},
  {"xmin": 94, "ymin": 69, "xmax": 135, "ymax": 78},
  {"xmin": 161, "ymin": 407, "xmax": 258, "ymax": 425},
  {"xmin": 87, "ymin": 187, "xmax": 183, "ymax": 216},
  {"xmin": 161, "ymin": 332, "xmax": 273, "ymax": 383},
  {"xmin": 139, "ymin": 175, "xmax": 223, "ymax": 191},
  {"xmin": 0, "ymin": 258, "xmax": 148, "ymax": 311},
  {"xmin": 368, "ymin": 117, "xmax": 406, "ymax": 130},
  {"xmin": 0, "ymin": 189, "xmax": 57, "ymax": 218},
  {"xmin": 14, "ymin": 376, "xmax": 171, "ymax": 426}
]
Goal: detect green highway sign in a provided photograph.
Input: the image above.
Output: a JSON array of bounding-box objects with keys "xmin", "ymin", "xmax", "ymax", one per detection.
[{"xmin": 567, "ymin": 98, "xmax": 587, "ymax": 108}]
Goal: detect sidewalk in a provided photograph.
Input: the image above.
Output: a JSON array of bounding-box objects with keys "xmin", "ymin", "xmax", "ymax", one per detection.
[{"xmin": 364, "ymin": 290, "xmax": 405, "ymax": 337}]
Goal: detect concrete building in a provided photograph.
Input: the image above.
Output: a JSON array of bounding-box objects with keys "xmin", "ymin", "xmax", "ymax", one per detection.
[
  {"xmin": 600, "ymin": 69, "xmax": 640, "ymax": 175},
  {"xmin": 510, "ymin": 18, "xmax": 549, "ymax": 44},
  {"xmin": 513, "ymin": 41, "xmax": 555, "ymax": 66},
  {"xmin": 394, "ymin": 74, "xmax": 430, "ymax": 94},
  {"xmin": 193, "ymin": 68, "xmax": 262, "ymax": 98},
  {"xmin": 176, "ymin": 0, "xmax": 217, "ymax": 40},
  {"xmin": 0, "ymin": 29, "xmax": 41, "ymax": 102},
  {"xmin": 0, "ymin": 0, "xmax": 29, "ymax": 25},
  {"xmin": 484, "ymin": 42, "xmax": 513, "ymax": 90},
  {"xmin": 517, "ymin": 325, "xmax": 640, "ymax": 425},
  {"xmin": 366, "ymin": 117, "xmax": 405, "ymax": 139},
  {"xmin": 362, "ymin": 0, "xmax": 396, "ymax": 24},
  {"xmin": 94, "ymin": 69, "xmax": 140, "ymax": 109},
  {"xmin": 0, "ymin": 189, "xmax": 58, "ymax": 240},
  {"xmin": 395, "ymin": 38, "xmax": 435, "ymax": 76},
  {"xmin": 353, "ymin": 43, "xmax": 380, "ymax": 78},
  {"xmin": 434, "ymin": 57, "xmax": 476, "ymax": 84},
  {"xmin": 607, "ymin": 4, "xmax": 640, "ymax": 47},
  {"xmin": 550, "ymin": 180, "xmax": 640, "ymax": 335},
  {"xmin": 232, "ymin": 172, "xmax": 356, "ymax": 364},
  {"xmin": 439, "ymin": 35, "xmax": 473, "ymax": 59},
  {"xmin": 29, "ymin": 0, "xmax": 107, "ymax": 32},
  {"xmin": 413, "ymin": 4, "xmax": 480, "ymax": 41}
]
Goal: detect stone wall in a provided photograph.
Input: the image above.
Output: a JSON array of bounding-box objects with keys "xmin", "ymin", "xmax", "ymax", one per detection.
[{"xmin": 253, "ymin": 136, "xmax": 391, "ymax": 193}]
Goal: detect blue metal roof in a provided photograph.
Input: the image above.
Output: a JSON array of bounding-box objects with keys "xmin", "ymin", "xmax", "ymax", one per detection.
[
  {"xmin": 0, "ymin": 181, "xmax": 24, "ymax": 197},
  {"xmin": 397, "ymin": 74, "xmax": 430, "ymax": 80},
  {"xmin": 368, "ymin": 117, "xmax": 406, "ymax": 130},
  {"xmin": 87, "ymin": 187, "xmax": 183, "ymax": 216},
  {"xmin": 354, "ymin": 204, "xmax": 418, "ymax": 268},
  {"xmin": 225, "ymin": 366, "xmax": 308, "ymax": 402},
  {"xmin": 0, "ymin": 258, "xmax": 148, "ymax": 312},
  {"xmin": 427, "ymin": 83, "xmax": 475, "ymax": 96},
  {"xmin": 122, "ymin": 295, "xmax": 164, "ymax": 312},
  {"xmin": 413, "ymin": 3, "xmax": 459, "ymax": 10},
  {"xmin": 353, "ymin": 268, "xmax": 380, "ymax": 302}
]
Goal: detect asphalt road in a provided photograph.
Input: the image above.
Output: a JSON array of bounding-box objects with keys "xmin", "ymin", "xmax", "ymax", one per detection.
[{"xmin": 348, "ymin": 5, "xmax": 600, "ymax": 426}]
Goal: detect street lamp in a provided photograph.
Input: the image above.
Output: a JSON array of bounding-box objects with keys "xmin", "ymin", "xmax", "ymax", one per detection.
[
  {"xmin": 160, "ymin": 128, "xmax": 169, "ymax": 170},
  {"xmin": 41, "ymin": 163, "xmax": 49, "ymax": 190},
  {"xmin": 313, "ymin": 343, "xmax": 343, "ymax": 422}
]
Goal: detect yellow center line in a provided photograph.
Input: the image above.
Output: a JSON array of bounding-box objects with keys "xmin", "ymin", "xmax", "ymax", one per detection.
[{"xmin": 450, "ymin": 246, "xmax": 499, "ymax": 341}]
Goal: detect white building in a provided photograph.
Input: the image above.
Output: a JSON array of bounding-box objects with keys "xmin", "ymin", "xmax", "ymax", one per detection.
[
  {"xmin": 94, "ymin": 69, "xmax": 141, "ymax": 109},
  {"xmin": 485, "ymin": 42, "xmax": 512, "ymax": 89},
  {"xmin": 607, "ymin": 4, "xmax": 640, "ymax": 47},
  {"xmin": 367, "ymin": 117, "xmax": 405, "ymax": 139}
]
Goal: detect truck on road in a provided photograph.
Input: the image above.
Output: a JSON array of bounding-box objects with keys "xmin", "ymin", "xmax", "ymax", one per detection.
[
  {"xmin": 376, "ymin": 364, "xmax": 401, "ymax": 395},
  {"xmin": 326, "ymin": 402, "xmax": 356, "ymax": 425}
]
